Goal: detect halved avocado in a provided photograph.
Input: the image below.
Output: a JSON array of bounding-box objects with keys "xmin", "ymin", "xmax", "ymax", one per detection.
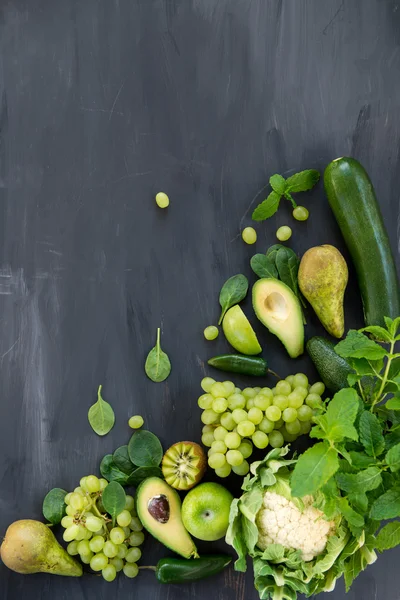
[
  {"xmin": 136, "ymin": 477, "xmax": 198, "ymax": 558},
  {"xmin": 252, "ymin": 278, "xmax": 304, "ymax": 358}
]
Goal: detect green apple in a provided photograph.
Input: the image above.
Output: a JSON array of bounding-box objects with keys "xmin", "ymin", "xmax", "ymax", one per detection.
[{"xmin": 181, "ymin": 482, "xmax": 233, "ymax": 541}]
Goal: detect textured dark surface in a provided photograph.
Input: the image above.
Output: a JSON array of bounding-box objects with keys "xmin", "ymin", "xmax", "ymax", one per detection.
[{"xmin": 0, "ymin": 0, "xmax": 400, "ymax": 598}]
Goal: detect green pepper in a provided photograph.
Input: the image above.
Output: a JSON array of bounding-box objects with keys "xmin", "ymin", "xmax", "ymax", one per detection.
[
  {"xmin": 154, "ymin": 554, "xmax": 232, "ymax": 584},
  {"xmin": 208, "ymin": 353, "xmax": 269, "ymax": 376}
]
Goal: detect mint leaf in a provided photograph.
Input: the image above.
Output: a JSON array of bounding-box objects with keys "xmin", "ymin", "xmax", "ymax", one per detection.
[
  {"xmin": 384, "ymin": 316, "xmax": 395, "ymax": 334},
  {"xmin": 335, "ymin": 330, "xmax": 388, "ymax": 361},
  {"xmin": 348, "ymin": 492, "xmax": 368, "ymax": 514},
  {"xmin": 291, "ymin": 442, "xmax": 339, "ymax": 497},
  {"xmin": 386, "ymin": 395, "xmax": 400, "ymax": 410},
  {"xmin": 269, "ymin": 174, "xmax": 286, "ymax": 195},
  {"xmin": 285, "ymin": 169, "xmax": 320, "ymax": 192},
  {"xmin": 370, "ymin": 487, "xmax": 400, "ymax": 519},
  {"xmin": 338, "ymin": 497, "xmax": 364, "ymax": 538},
  {"xmin": 376, "ymin": 521, "xmax": 400, "ymax": 551},
  {"xmin": 250, "ymin": 254, "xmax": 278, "ymax": 279},
  {"xmin": 348, "ymin": 451, "xmax": 377, "ymax": 469},
  {"xmin": 359, "ymin": 411, "xmax": 385, "ymax": 457},
  {"xmin": 335, "ymin": 466, "xmax": 382, "ymax": 494},
  {"xmin": 344, "ymin": 551, "xmax": 363, "ymax": 592},
  {"xmin": 360, "ymin": 325, "xmax": 393, "ymax": 343},
  {"xmin": 385, "ymin": 443, "xmax": 400, "ymax": 472},
  {"xmin": 252, "ymin": 191, "xmax": 281, "ymax": 221},
  {"xmin": 316, "ymin": 388, "xmax": 359, "ymax": 442}
]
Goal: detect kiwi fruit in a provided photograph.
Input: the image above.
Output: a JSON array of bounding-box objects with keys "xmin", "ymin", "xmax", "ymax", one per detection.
[{"xmin": 162, "ymin": 442, "xmax": 206, "ymax": 490}]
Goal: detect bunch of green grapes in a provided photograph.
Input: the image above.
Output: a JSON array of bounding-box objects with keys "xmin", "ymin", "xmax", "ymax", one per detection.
[
  {"xmin": 199, "ymin": 374, "xmax": 325, "ymax": 478},
  {"xmin": 62, "ymin": 475, "xmax": 144, "ymax": 582}
]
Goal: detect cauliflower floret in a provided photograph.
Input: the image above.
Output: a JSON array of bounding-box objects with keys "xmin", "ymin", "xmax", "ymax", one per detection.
[{"xmin": 256, "ymin": 491, "xmax": 335, "ymax": 562}]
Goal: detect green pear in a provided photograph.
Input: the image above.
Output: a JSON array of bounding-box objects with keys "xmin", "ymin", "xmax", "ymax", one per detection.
[
  {"xmin": 298, "ymin": 245, "xmax": 348, "ymax": 338},
  {"xmin": 0, "ymin": 519, "xmax": 82, "ymax": 576}
]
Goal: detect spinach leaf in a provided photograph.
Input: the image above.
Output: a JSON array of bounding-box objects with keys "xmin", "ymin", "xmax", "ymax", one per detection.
[
  {"xmin": 250, "ymin": 254, "xmax": 278, "ymax": 279},
  {"xmin": 218, "ymin": 274, "xmax": 248, "ymax": 325},
  {"xmin": 100, "ymin": 454, "xmax": 134, "ymax": 485},
  {"xmin": 88, "ymin": 385, "xmax": 115, "ymax": 436},
  {"xmin": 128, "ymin": 466, "xmax": 163, "ymax": 486},
  {"xmin": 145, "ymin": 328, "xmax": 171, "ymax": 382},
  {"xmin": 275, "ymin": 247, "xmax": 300, "ymax": 296},
  {"xmin": 42, "ymin": 488, "xmax": 67, "ymax": 525},
  {"xmin": 113, "ymin": 445, "xmax": 135, "ymax": 474},
  {"xmin": 128, "ymin": 429, "xmax": 163, "ymax": 467},
  {"xmin": 102, "ymin": 481, "xmax": 126, "ymax": 521}
]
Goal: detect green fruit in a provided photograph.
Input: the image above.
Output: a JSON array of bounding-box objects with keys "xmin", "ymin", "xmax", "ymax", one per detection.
[
  {"xmin": 136, "ymin": 477, "xmax": 198, "ymax": 558},
  {"xmin": 222, "ymin": 306, "xmax": 262, "ymax": 356},
  {"xmin": 298, "ymin": 245, "xmax": 348, "ymax": 338},
  {"xmin": 306, "ymin": 336, "xmax": 357, "ymax": 394},
  {"xmin": 181, "ymin": 482, "xmax": 233, "ymax": 542},
  {"xmin": 162, "ymin": 441, "xmax": 206, "ymax": 491},
  {"xmin": 252, "ymin": 279, "xmax": 304, "ymax": 358},
  {"xmin": 0, "ymin": 520, "xmax": 82, "ymax": 576}
]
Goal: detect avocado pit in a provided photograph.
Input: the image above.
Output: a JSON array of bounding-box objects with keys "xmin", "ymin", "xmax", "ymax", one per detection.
[
  {"xmin": 148, "ymin": 494, "xmax": 170, "ymax": 524},
  {"xmin": 264, "ymin": 291, "xmax": 289, "ymax": 321}
]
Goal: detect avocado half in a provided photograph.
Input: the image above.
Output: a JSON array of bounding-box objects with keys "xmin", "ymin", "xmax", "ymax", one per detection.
[
  {"xmin": 136, "ymin": 477, "xmax": 198, "ymax": 559},
  {"xmin": 252, "ymin": 278, "xmax": 304, "ymax": 358}
]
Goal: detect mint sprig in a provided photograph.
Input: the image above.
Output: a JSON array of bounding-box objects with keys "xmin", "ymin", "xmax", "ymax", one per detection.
[{"xmin": 252, "ymin": 169, "xmax": 320, "ymax": 221}]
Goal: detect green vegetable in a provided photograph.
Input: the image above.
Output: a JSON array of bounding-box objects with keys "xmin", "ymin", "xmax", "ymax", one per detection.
[
  {"xmin": 250, "ymin": 254, "xmax": 278, "ymax": 279},
  {"xmin": 276, "ymin": 226, "xmax": 292, "ymax": 241},
  {"xmin": 100, "ymin": 454, "xmax": 134, "ymax": 485},
  {"xmin": 252, "ymin": 169, "xmax": 320, "ymax": 221},
  {"xmin": 128, "ymin": 429, "xmax": 163, "ymax": 467},
  {"xmin": 42, "ymin": 488, "xmax": 67, "ymax": 525},
  {"xmin": 145, "ymin": 328, "xmax": 171, "ymax": 382},
  {"xmin": 152, "ymin": 554, "xmax": 232, "ymax": 583},
  {"xmin": 306, "ymin": 337, "xmax": 357, "ymax": 393},
  {"xmin": 207, "ymin": 354, "xmax": 269, "ymax": 377},
  {"xmin": 88, "ymin": 385, "xmax": 115, "ymax": 436},
  {"xmin": 101, "ymin": 482, "xmax": 126, "ymax": 522},
  {"xmin": 242, "ymin": 227, "xmax": 257, "ymax": 244},
  {"xmin": 113, "ymin": 445, "xmax": 134, "ymax": 474},
  {"xmin": 218, "ymin": 274, "xmax": 249, "ymax": 325},
  {"xmin": 128, "ymin": 466, "xmax": 163, "ymax": 487},
  {"xmin": 324, "ymin": 157, "xmax": 400, "ymax": 327}
]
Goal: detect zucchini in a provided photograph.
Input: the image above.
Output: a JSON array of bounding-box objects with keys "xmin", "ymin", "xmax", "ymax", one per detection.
[{"xmin": 324, "ymin": 157, "xmax": 400, "ymax": 326}]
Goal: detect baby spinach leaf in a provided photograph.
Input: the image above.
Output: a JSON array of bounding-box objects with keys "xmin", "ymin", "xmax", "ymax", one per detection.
[
  {"xmin": 250, "ymin": 254, "xmax": 278, "ymax": 279},
  {"xmin": 145, "ymin": 328, "xmax": 171, "ymax": 382},
  {"xmin": 88, "ymin": 385, "xmax": 115, "ymax": 436},
  {"xmin": 128, "ymin": 429, "xmax": 163, "ymax": 467},
  {"xmin": 102, "ymin": 481, "xmax": 126, "ymax": 521},
  {"xmin": 113, "ymin": 445, "xmax": 135, "ymax": 474},
  {"xmin": 100, "ymin": 454, "xmax": 133, "ymax": 485},
  {"xmin": 275, "ymin": 247, "xmax": 300, "ymax": 295},
  {"xmin": 42, "ymin": 488, "xmax": 67, "ymax": 525},
  {"xmin": 128, "ymin": 466, "xmax": 163, "ymax": 487},
  {"xmin": 218, "ymin": 274, "xmax": 248, "ymax": 325},
  {"xmin": 359, "ymin": 411, "xmax": 385, "ymax": 457}
]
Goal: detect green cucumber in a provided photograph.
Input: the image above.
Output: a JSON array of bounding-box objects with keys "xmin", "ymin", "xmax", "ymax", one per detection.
[
  {"xmin": 324, "ymin": 157, "xmax": 400, "ymax": 327},
  {"xmin": 306, "ymin": 337, "xmax": 354, "ymax": 393}
]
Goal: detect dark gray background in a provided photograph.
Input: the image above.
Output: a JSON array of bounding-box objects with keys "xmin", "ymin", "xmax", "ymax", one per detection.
[{"xmin": 1, "ymin": 0, "xmax": 399, "ymax": 598}]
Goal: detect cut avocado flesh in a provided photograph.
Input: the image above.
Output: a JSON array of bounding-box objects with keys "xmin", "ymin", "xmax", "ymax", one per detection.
[
  {"xmin": 222, "ymin": 305, "xmax": 262, "ymax": 355},
  {"xmin": 252, "ymin": 278, "xmax": 304, "ymax": 358},
  {"xmin": 136, "ymin": 477, "xmax": 198, "ymax": 558}
]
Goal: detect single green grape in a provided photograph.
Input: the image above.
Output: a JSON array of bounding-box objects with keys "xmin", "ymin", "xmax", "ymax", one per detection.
[
  {"xmin": 117, "ymin": 510, "xmax": 132, "ymax": 528},
  {"xmin": 269, "ymin": 430, "xmax": 284, "ymax": 448},
  {"xmin": 123, "ymin": 563, "xmax": 139, "ymax": 578},
  {"xmin": 102, "ymin": 564, "xmax": 117, "ymax": 582},
  {"xmin": 280, "ymin": 426, "xmax": 298, "ymax": 442},
  {"xmin": 275, "ymin": 380, "xmax": 292, "ymax": 395},
  {"xmin": 63, "ymin": 524, "xmax": 80, "ymax": 542},
  {"xmin": 285, "ymin": 375, "xmax": 295, "ymax": 386},
  {"xmin": 210, "ymin": 382, "xmax": 227, "ymax": 398},
  {"xmin": 80, "ymin": 551, "xmax": 94, "ymax": 565},
  {"xmin": 117, "ymin": 543, "xmax": 128, "ymax": 559},
  {"xmin": 90, "ymin": 552, "xmax": 108, "ymax": 572},
  {"xmin": 252, "ymin": 431, "xmax": 269, "ymax": 449},
  {"xmin": 299, "ymin": 420, "xmax": 312, "ymax": 435},
  {"xmin": 128, "ymin": 415, "xmax": 144, "ymax": 429},
  {"xmin": 297, "ymin": 405, "xmax": 313, "ymax": 421},
  {"xmin": 67, "ymin": 541, "xmax": 79, "ymax": 556},
  {"xmin": 220, "ymin": 412, "xmax": 236, "ymax": 430},
  {"xmin": 208, "ymin": 453, "xmax": 227, "ymax": 469},
  {"xmin": 202, "ymin": 424, "xmax": 214, "ymax": 434},
  {"xmin": 74, "ymin": 486, "xmax": 85, "ymax": 496},
  {"xmin": 69, "ymin": 493, "xmax": 84, "ymax": 511},
  {"xmin": 129, "ymin": 517, "xmax": 143, "ymax": 532},
  {"xmin": 64, "ymin": 492, "xmax": 73, "ymax": 505},
  {"xmin": 237, "ymin": 420, "xmax": 256, "ymax": 437},
  {"xmin": 282, "ymin": 407, "xmax": 298, "ymax": 423},
  {"xmin": 247, "ymin": 407, "xmax": 263, "ymax": 425},
  {"xmin": 110, "ymin": 527, "xmax": 126, "ymax": 545},
  {"xmin": 86, "ymin": 515, "xmax": 104, "ymax": 533},
  {"xmin": 198, "ymin": 393, "xmax": 214, "ymax": 409},
  {"xmin": 309, "ymin": 382, "xmax": 325, "ymax": 396},
  {"xmin": 201, "ymin": 432, "xmax": 215, "ymax": 447},
  {"xmin": 242, "ymin": 387, "xmax": 257, "ymax": 399},
  {"xmin": 65, "ymin": 505, "xmax": 75, "ymax": 517},
  {"xmin": 274, "ymin": 417, "xmax": 284, "ymax": 429},
  {"xmin": 265, "ymin": 405, "xmax": 282, "ymax": 422},
  {"xmin": 228, "ymin": 393, "xmax": 246, "ymax": 410},
  {"xmin": 201, "ymin": 409, "xmax": 219, "ymax": 424},
  {"xmin": 129, "ymin": 531, "xmax": 145, "ymax": 546},
  {"xmin": 232, "ymin": 460, "xmax": 250, "ymax": 476},
  {"xmin": 89, "ymin": 535, "xmax": 105, "ymax": 553},
  {"xmin": 214, "ymin": 463, "xmax": 232, "ymax": 478},
  {"xmin": 238, "ymin": 440, "xmax": 253, "ymax": 458},
  {"xmin": 254, "ymin": 394, "xmax": 271, "ymax": 411},
  {"xmin": 204, "ymin": 325, "xmax": 219, "ymax": 341},
  {"xmin": 155, "ymin": 192, "xmax": 170, "ymax": 208},
  {"xmin": 122, "ymin": 526, "xmax": 131, "ymax": 538},
  {"xmin": 201, "ymin": 377, "xmax": 216, "ymax": 393},
  {"xmin": 293, "ymin": 373, "xmax": 309, "ymax": 388},
  {"xmin": 242, "ymin": 226, "xmax": 257, "ymax": 244},
  {"xmin": 276, "ymin": 226, "xmax": 292, "ymax": 241},
  {"xmin": 211, "ymin": 440, "xmax": 227, "ymax": 454},
  {"xmin": 86, "ymin": 475, "xmax": 100, "ymax": 493},
  {"xmin": 61, "ymin": 516, "xmax": 74, "ymax": 529},
  {"xmin": 258, "ymin": 417, "xmax": 275, "ymax": 434},
  {"xmin": 273, "ymin": 395, "xmax": 289, "ymax": 410},
  {"xmin": 80, "ymin": 477, "xmax": 88, "ymax": 492},
  {"xmin": 226, "ymin": 450, "xmax": 244, "ymax": 466},
  {"xmin": 306, "ymin": 393, "xmax": 322, "ymax": 408},
  {"xmin": 103, "ymin": 540, "xmax": 118, "ymax": 558},
  {"xmin": 214, "ymin": 426, "xmax": 228, "ymax": 441},
  {"xmin": 232, "ymin": 408, "xmax": 248, "ymax": 424},
  {"xmin": 99, "ymin": 478, "xmax": 108, "ymax": 491},
  {"xmin": 293, "ymin": 206, "xmax": 309, "ymax": 221},
  {"xmin": 222, "ymin": 381, "xmax": 235, "ymax": 396},
  {"xmin": 212, "ymin": 397, "xmax": 228, "ymax": 413},
  {"xmin": 261, "ymin": 387, "xmax": 274, "ymax": 398},
  {"xmin": 271, "ymin": 387, "xmax": 277, "ymax": 395},
  {"xmin": 225, "ymin": 431, "xmax": 241, "ymax": 449},
  {"xmin": 288, "ymin": 391, "xmax": 304, "ymax": 409},
  {"xmin": 126, "ymin": 547, "xmax": 142, "ymax": 563},
  {"xmin": 77, "ymin": 540, "xmax": 91, "ymax": 557},
  {"xmin": 246, "ymin": 398, "xmax": 255, "ymax": 409},
  {"xmin": 110, "ymin": 557, "xmax": 124, "ymax": 572},
  {"xmin": 285, "ymin": 419, "xmax": 301, "ymax": 435}
]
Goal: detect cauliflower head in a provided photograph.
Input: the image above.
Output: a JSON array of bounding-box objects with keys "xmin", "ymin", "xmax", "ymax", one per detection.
[{"xmin": 256, "ymin": 491, "xmax": 335, "ymax": 561}]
